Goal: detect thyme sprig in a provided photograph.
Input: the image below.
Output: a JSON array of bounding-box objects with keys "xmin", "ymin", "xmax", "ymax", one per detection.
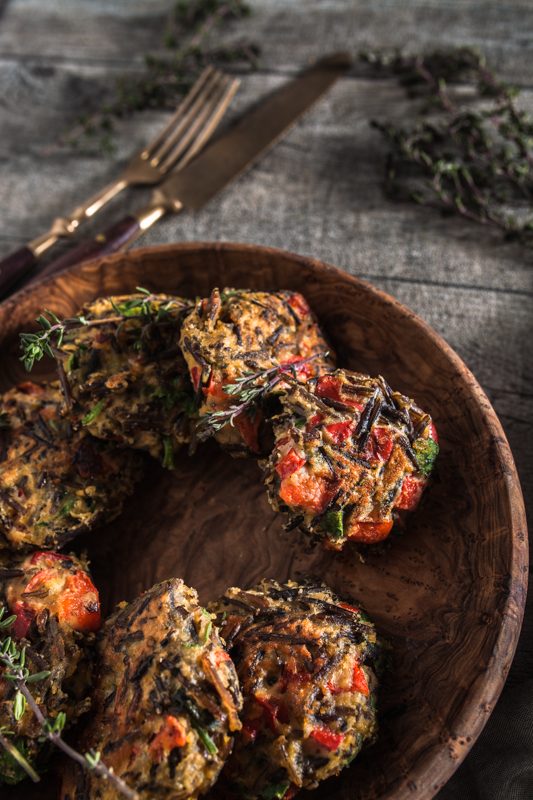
[
  {"xmin": 50, "ymin": 0, "xmax": 258, "ymax": 155},
  {"xmin": 0, "ymin": 609, "xmax": 137, "ymax": 798},
  {"xmin": 19, "ymin": 288, "xmax": 193, "ymax": 371},
  {"xmin": 364, "ymin": 47, "xmax": 533, "ymax": 248},
  {"xmin": 197, "ymin": 353, "xmax": 326, "ymax": 441}
]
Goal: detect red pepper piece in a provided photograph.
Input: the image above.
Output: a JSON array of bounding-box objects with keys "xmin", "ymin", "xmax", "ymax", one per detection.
[
  {"xmin": 428, "ymin": 423, "xmax": 438, "ymax": 443},
  {"xmin": 57, "ymin": 570, "xmax": 101, "ymax": 633},
  {"xmin": 287, "ymin": 293, "xmax": 311, "ymax": 319},
  {"xmin": 190, "ymin": 366, "xmax": 201, "ymax": 391},
  {"xmin": 278, "ymin": 667, "xmax": 312, "ymax": 693},
  {"xmin": 149, "ymin": 715, "xmax": 187, "ymax": 763},
  {"xmin": 351, "ymin": 663, "xmax": 369, "ymax": 696},
  {"xmin": 281, "ymin": 354, "xmax": 313, "ymax": 379},
  {"xmin": 213, "ymin": 649, "xmax": 232, "ymax": 668},
  {"xmin": 235, "ymin": 411, "xmax": 261, "ymax": 452},
  {"xmin": 361, "ymin": 427, "xmax": 394, "ymax": 463},
  {"xmin": 280, "ymin": 472, "xmax": 340, "ymax": 515},
  {"xmin": 29, "ymin": 551, "xmax": 72, "ymax": 566},
  {"xmin": 284, "ymin": 785, "xmax": 298, "ymax": 800},
  {"xmin": 309, "ymin": 726, "xmax": 345, "ymax": 751},
  {"xmin": 242, "ymin": 716, "xmax": 262, "ymax": 740},
  {"xmin": 395, "ymin": 475, "xmax": 425, "ymax": 511},
  {"xmin": 255, "ymin": 695, "xmax": 290, "ymax": 734},
  {"xmin": 11, "ymin": 601, "xmax": 36, "ymax": 639},
  {"xmin": 276, "ymin": 437, "xmax": 290, "ymax": 448},
  {"xmin": 24, "ymin": 568, "xmax": 55, "ymax": 594},
  {"xmin": 315, "ymin": 376, "xmax": 363, "ymax": 409},
  {"xmin": 276, "ymin": 448, "xmax": 306, "ymax": 480},
  {"xmin": 306, "ymin": 413, "xmax": 323, "ymax": 431},
  {"xmin": 346, "ymin": 520, "xmax": 393, "ymax": 544},
  {"xmin": 325, "ymin": 420, "xmax": 355, "ymax": 444},
  {"xmin": 338, "ymin": 603, "xmax": 359, "ymax": 614}
]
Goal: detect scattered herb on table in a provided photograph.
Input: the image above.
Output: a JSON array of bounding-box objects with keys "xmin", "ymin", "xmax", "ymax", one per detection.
[
  {"xmin": 49, "ymin": 0, "xmax": 259, "ymax": 155},
  {"xmin": 363, "ymin": 47, "xmax": 533, "ymax": 248}
]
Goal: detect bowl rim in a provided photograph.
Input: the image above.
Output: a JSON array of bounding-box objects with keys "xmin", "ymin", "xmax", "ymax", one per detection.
[{"xmin": 1, "ymin": 240, "xmax": 528, "ymax": 800}]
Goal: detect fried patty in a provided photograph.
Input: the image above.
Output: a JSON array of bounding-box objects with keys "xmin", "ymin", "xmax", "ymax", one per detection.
[
  {"xmin": 180, "ymin": 289, "xmax": 335, "ymax": 457},
  {"xmin": 0, "ymin": 550, "xmax": 99, "ymax": 785},
  {"xmin": 261, "ymin": 370, "xmax": 439, "ymax": 550},
  {"xmin": 0, "ymin": 382, "xmax": 143, "ymax": 552},
  {"xmin": 60, "ymin": 578, "xmax": 243, "ymax": 800},
  {"xmin": 208, "ymin": 578, "xmax": 389, "ymax": 798},
  {"xmin": 55, "ymin": 293, "xmax": 197, "ymax": 464}
]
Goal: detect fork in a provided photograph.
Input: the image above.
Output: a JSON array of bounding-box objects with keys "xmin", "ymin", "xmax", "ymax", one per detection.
[{"xmin": 0, "ymin": 67, "xmax": 239, "ymax": 296}]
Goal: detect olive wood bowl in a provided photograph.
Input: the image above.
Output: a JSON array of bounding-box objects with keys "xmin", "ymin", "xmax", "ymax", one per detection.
[{"xmin": 0, "ymin": 243, "xmax": 527, "ymax": 800}]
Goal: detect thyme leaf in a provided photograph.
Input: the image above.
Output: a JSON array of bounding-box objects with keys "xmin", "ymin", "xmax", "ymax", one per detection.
[
  {"xmin": 196, "ymin": 352, "xmax": 327, "ymax": 442},
  {"xmin": 0, "ymin": 606, "xmax": 138, "ymax": 799},
  {"xmin": 364, "ymin": 47, "xmax": 533, "ymax": 248}
]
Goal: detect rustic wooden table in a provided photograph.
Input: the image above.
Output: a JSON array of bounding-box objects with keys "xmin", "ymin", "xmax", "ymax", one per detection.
[{"xmin": 0, "ymin": 1, "xmax": 531, "ymax": 798}]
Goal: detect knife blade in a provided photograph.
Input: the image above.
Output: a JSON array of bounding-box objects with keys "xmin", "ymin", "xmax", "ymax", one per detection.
[{"xmin": 34, "ymin": 52, "xmax": 352, "ymax": 283}]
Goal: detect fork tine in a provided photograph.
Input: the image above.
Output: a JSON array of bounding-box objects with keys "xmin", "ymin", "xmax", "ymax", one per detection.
[
  {"xmin": 141, "ymin": 65, "xmax": 215, "ymax": 161},
  {"xmin": 150, "ymin": 70, "xmax": 225, "ymax": 168},
  {"xmin": 171, "ymin": 78, "xmax": 241, "ymax": 173},
  {"xmin": 157, "ymin": 74, "xmax": 232, "ymax": 173}
]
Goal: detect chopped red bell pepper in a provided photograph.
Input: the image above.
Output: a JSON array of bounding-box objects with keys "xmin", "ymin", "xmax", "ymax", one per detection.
[
  {"xmin": 338, "ymin": 603, "xmax": 359, "ymax": 614},
  {"xmin": 242, "ymin": 716, "xmax": 262, "ymax": 740},
  {"xmin": 279, "ymin": 472, "xmax": 340, "ymax": 515},
  {"xmin": 306, "ymin": 413, "xmax": 323, "ymax": 431},
  {"xmin": 309, "ymin": 726, "xmax": 345, "ymax": 751},
  {"xmin": 213, "ymin": 649, "xmax": 232, "ymax": 668},
  {"xmin": 395, "ymin": 475, "xmax": 425, "ymax": 511},
  {"xmin": 235, "ymin": 411, "xmax": 261, "ymax": 452},
  {"xmin": 57, "ymin": 570, "xmax": 101, "ymax": 633},
  {"xmin": 287, "ymin": 293, "xmax": 311, "ymax": 319},
  {"xmin": 428, "ymin": 423, "xmax": 438, "ymax": 444},
  {"xmin": 284, "ymin": 785, "xmax": 298, "ymax": 800},
  {"xmin": 29, "ymin": 551, "xmax": 72, "ymax": 566},
  {"xmin": 11, "ymin": 601, "xmax": 36, "ymax": 639},
  {"xmin": 315, "ymin": 376, "xmax": 363, "ymax": 409},
  {"xmin": 346, "ymin": 519, "xmax": 393, "ymax": 543},
  {"xmin": 149, "ymin": 715, "xmax": 187, "ymax": 763},
  {"xmin": 24, "ymin": 568, "xmax": 55, "ymax": 594},
  {"xmin": 191, "ymin": 366, "xmax": 201, "ymax": 391},
  {"xmin": 351, "ymin": 663, "xmax": 369, "ymax": 696},
  {"xmin": 282, "ymin": 354, "xmax": 313, "ymax": 379},
  {"xmin": 254, "ymin": 695, "xmax": 290, "ymax": 734},
  {"xmin": 324, "ymin": 420, "xmax": 355, "ymax": 444},
  {"xmin": 361, "ymin": 427, "xmax": 394, "ymax": 463},
  {"xmin": 328, "ymin": 661, "xmax": 369, "ymax": 697},
  {"xmin": 276, "ymin": 448, "xmax": 306, "ymax": 480},
  {"xmin": 278, "ymin": 666, "xmax": 312, "ymax": 693}
]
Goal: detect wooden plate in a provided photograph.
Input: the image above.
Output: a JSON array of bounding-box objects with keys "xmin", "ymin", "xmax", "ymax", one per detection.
[{"xmin": 0, "ymin": 243, "xmax": 527, "ymax": 800}]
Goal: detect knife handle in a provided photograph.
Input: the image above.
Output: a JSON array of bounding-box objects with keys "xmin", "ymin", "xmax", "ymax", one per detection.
[
  {"xmin": 0, "ymin": 246, "xmax": 37, "ymax": 297},
  {"xmin": 32, "ymin": 215, "xmax": 143, "ymax": 284}
]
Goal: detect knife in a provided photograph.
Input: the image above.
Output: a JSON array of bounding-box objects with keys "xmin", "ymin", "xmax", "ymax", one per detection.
[{"xmin": 30, "ymin": 52, "xmax": 352, "ymax": 286}]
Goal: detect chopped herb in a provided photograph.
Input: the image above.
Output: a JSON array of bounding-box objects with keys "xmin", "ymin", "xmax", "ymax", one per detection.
[
  {"xmin": 0, "ymin": 412, "xmax": 10, "ymax": 430},
  {"xmin": 58, "ymin": 498, "xmax": 75, "ymax": 517},
  {"xmin": 294, "ymin": 418, "xmax": 306, "ymax": 428},
  {"xmin": 413, "ymin": 437, "xmax": 439, "ymax": 475},
  {"xmin": 196, "ymin": 725, "xmax": 218, "ymax": 754},
  {"xmin": 82, "ymin": 399, "xmax": 105, "ymax": 426},
  {"xmin": 162, "ymin": 435, "xmax": 175, "ymax": 470},
  {"xmin": 263, "ymin": 782, "xmax": 291, "ymax": 800},
  {"xmin": 321, "ymin": 510, "xmax": 344, "ymax": 538}
]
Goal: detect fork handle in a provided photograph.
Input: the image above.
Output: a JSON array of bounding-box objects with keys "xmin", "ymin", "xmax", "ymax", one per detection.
[
  {"xmin": 0, "ymin": 246, "xmax": 37, "ymax": 296},
  {"xmin": 32, "ymin": 215, "xmax": 143, "ymax": 284}
]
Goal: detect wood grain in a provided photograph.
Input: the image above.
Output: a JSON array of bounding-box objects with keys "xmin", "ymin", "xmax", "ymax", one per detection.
[{"xmin": 0, "ymin": 243, "xmax": 527, "ymax": 800}]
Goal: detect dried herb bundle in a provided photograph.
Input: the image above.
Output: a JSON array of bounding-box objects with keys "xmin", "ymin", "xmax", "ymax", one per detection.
[
  {"xmin": 364, "ymin": 47, "xmax": 533, "ymax": 248},
  {"xmin": 52, "ymin": 0, "xmax": 259, "ymax": 154}
]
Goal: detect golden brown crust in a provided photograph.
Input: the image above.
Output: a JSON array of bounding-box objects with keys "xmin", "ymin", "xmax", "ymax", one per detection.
[
  {"xmin": 180, "ymin": 288, "xmax": 335, "ymax": 457},
  {"xmin": 261, "ymin": 370, "xmax": 439, "ymax": 550},
  {"xmin": 60, "ymin": 578, "xmax": 243, "ymax": 800},
  {"xmin": 56, "ymin": 294, "xmax": 196, "ymax": 463},
  {"xmin": 0, "ymin": 551, "xmax": 99, "ymax": 785},
  {"xmin": 0, "ymin": 382, "xmax": 143, "ymax": 552},
  {"xmin": 208, "ymin": 578, "xmax": 389, "ymax": 798}
]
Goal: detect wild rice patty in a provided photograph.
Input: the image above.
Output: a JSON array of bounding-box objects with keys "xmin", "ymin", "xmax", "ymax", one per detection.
[
  {"xmin": 0, "ymin": 550, "xmax": 99, "ymax": 785},
  {"xmin": 55, "ymin": 293, "xmax": 196, "ymax": 464},
  {"xmin": 60, "ymin": 578, "xmax": 243, "ymax": 800},
  {"xmin": 208, "ymin": 578, "xmax": 390, "ymax": 799},
  {"xmin": 0, "ymin": 382, "xmax": 143, "ymax": 552},
  {"xmin": 180, "ymin": 288, "xmax": 335, "ymax": 457},
  {"xmin": 261, "ymin": 370, "xmax": 439, "ymax": 551}
]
